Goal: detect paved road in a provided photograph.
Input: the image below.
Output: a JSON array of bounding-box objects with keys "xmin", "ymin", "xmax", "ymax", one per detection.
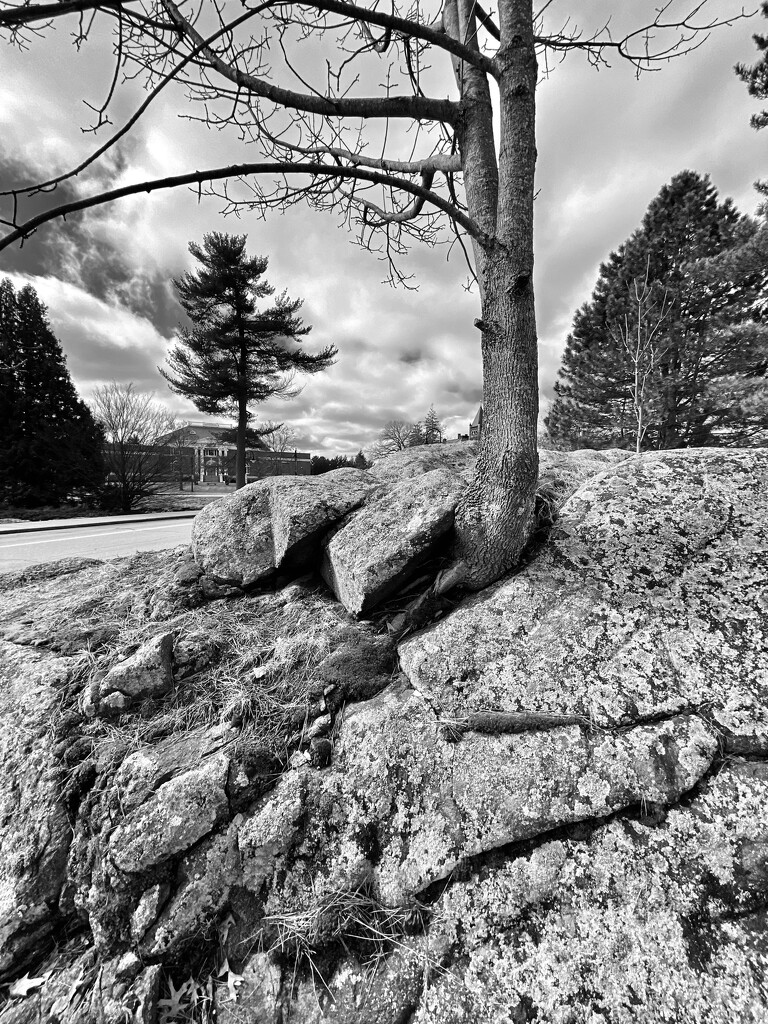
[{"xmin": 0, "ymin": 517, "xmax": 195, "ymax": 573}]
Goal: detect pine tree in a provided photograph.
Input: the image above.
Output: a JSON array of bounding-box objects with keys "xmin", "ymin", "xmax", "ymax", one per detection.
[
  {"xmin": 161, "ymin": 233, "xmax": 337, "ymax": 488},
  {"xmin": 0, "ymin": 279, "xmax": 103, "ymax": 507},
  {"xmin": 422, "ymin": 405, "xmax": 444, "ymax": 444},
  {"xmin": 736, "ymin": 1, "xmax": 768, "ymax": 202},
  {"xmin": 546, "ymin": 172, "xmax": 761, "ymax": 450}
]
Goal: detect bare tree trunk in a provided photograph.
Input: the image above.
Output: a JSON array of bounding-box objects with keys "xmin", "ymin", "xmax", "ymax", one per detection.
[
  {"xmin": 451, "ymin": 0, "xmax": 539, "ymax": 589},
  {"xmin": 236, "ymin": 330, "xmax": 247, "ymax": 489},
  {"xmin": 236, "ymin": 402, "xmax": 247, "ymax": 488}
]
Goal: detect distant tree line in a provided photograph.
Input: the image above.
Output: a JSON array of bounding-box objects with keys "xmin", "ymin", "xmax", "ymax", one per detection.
[{"xmin": 311, "ymin": 452, "xmax": 369, "ymax": 475}]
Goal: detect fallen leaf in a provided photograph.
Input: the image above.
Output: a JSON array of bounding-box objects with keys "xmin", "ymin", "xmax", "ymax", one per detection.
[
  {"xmin": 158, "ymin": 976, "xmax": 195, "ymax": 1023},
  {"xmin": 218, "ymin": 912, "xmax": 236, "ymax": 946},
  {"xmin": 9, "ymin": 972, "xmax": 49, "ymax": 999}
]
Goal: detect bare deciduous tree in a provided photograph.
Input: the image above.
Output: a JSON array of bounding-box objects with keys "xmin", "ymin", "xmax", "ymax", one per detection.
[
  {"xmin": 262, "ymin": 421, "xmax": 298, "ymax": 453},
  {"xmin": 608, "ymin": 265, "xmax": 671, "ymax": 454},
  {"xmin": 367, "ymin": 419, "xmax": 422, "ymax": 459},
  {"xmin": 0, "ymin": 0, "xmax": 750, "ymax": 587},
  {"xmin": 92, "ymin": 381, "xmax": 176, "ymax": 511}
]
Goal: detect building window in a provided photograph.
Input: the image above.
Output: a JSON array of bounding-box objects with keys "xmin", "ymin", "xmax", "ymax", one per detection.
[{"xmin": 204, "ymin": 448, "xmax": 217, "ymax": 456}]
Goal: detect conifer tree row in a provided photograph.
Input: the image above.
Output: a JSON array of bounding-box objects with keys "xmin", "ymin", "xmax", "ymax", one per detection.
[
  {"xmin": 546, "ymin": 172, "xmax": 767, "ymax": 451},
  {"xmin": 0, "ymin": 278, "xmax": 103, "ymax": 507}
]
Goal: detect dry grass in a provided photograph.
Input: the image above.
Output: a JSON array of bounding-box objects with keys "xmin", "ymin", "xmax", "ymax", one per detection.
[
  {"xmin": 81, "ymin": 588, "xmax": 349, "ymax": 770},
  {"xmin": 261, "ymin": 878, "xmax": 434, "ymax": 999}
]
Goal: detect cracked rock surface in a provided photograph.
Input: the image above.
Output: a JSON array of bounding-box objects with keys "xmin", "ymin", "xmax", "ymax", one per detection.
[
  {"xmin": 0, "ymin": 447, "xmax": 766, "ymax": 1023},
  {"xmin": 400, "ymin": 448, "xmax": 768, "ymax": 741},
  {"xmin": 191, "ymin": 443, "xmax": 631, "ymax": 614},
  {"xmin": 191, "ymin": 468, "xmax": 381, "ymax": 588},
  {"xmin": 321, "ymin": 469, "xmax": 465, "ymax": 615}
]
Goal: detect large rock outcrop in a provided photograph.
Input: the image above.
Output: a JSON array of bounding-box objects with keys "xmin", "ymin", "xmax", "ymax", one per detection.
[
  {"xmin": 191, "ymin": 442, "xmax": 631, "ymax": 615},
  {"xmin": 192, "ymin": 468, "xmax": 381, "ymax": 588},
  {"xmin": 320, "ymin": 469, "xmax": 464, "ymax": 615},
  {"xmin": 1, "ymin": 446, "xmax": 766, "ymax": 1023},
  {"xmin": 0, "ymin": 644, "xmax": 74, "ymax": 982},
  {"xmin": 400, "ymin": 447, "xmax": 768, "ymax": 742}
]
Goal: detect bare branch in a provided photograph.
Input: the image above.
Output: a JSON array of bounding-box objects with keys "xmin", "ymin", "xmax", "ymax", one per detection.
[
  {"xmin": 0, "ymin": 160, "xmax": 484, "ymax": 251},
  {"xmin": 0, "ymin": 4, "xmax": 277, "ymax": 198},
  {"xmin": 291, "ymin": 0, "xmax": 497, "ymax": 75},
  {"xmin": 535, "ymin": 3, "xmax": 755, "ymax": 72},
  {"xmin": 255, "ymin": 126, "xmax": 461, "ymax": 174},
  {"xmin": 160, "ymin": 0, "xmax": 466, "ymax": 124},
  {"xmin": 0, "ymin": 0, "xmax": 130, "ymax": 29},
  {"xmin": 360, "ymin": 168, "xmax": 435, "ymax": 225},
  {"xmin": 474, "ymin": 2, "xmax": 500, "ymax": 42}
]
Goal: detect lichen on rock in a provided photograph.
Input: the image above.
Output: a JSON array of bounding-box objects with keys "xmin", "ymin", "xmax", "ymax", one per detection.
[
  {"xmin": 1, "ymin": 446, "xmax": 767, "ymax": 1023},
  {"xmin": 399, "ymin": 449, "xmax": 768, "ymax": 733}
]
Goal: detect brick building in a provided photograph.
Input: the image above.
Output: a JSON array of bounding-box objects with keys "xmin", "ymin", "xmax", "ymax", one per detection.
[{"xmin": 159, "ymin": 422, "xmax": 310, "ymax": 483}]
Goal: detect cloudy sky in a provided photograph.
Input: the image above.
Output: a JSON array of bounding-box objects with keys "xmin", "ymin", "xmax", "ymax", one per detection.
[{"xmin": 0, "ymin": 1, "xmax": 765, "ymax": 453}]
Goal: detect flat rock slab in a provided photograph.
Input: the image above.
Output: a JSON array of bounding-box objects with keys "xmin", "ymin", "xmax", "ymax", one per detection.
[
  {"xmin": 321, "ymin": 468, "xmax": 465, "ymax": 616},
  {"xmin": 171, "ymin": 686, "xmax": 713, "ymax": 921},
  {"xmin": 192, "ymin": 468, "xmax": 380, "ymax": 587},
  {"xmin": 400, "ymin": 448, "xmax": 768, "ymax": 730},
  {"xmin": 134, "ymin": 683, "xmax": 717, "ymax": 957},
  {"xmin": 109, "ymin": 752, "xmax": 230, "ymax": 873},
  {"xmin": 368, "ymin": 443, "xmax": 628, "ymax": 488},
  {"xmin": 316, "ymin": 689, "xmax": 717, "ymax": 903}
]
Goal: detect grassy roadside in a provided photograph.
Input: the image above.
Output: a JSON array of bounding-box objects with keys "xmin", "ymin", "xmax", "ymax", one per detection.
[{"xmin": 0, "ymin": 488, "xmax": 229, "ymax": 523}]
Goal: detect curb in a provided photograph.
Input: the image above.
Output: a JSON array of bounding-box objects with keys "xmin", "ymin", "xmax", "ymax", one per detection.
[{"xmin": 0, "ymin": 511, "xmax": 200, "ymax": 536}]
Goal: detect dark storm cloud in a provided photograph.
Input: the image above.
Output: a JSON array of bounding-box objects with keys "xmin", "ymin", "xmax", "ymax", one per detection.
[
  {"xmin": 0, "ymin": 154, "xmax": 84, "ymax": 278},
  {"xmin": 399, "ymin": 350, "xmax": 424, "ymax": 365},
  {"xmin": 65, "ymin": 331, "xmax": 164, "ymax": 391},
  {"xmin": 0, "ymin": 150, "xmax": 185, "ymax": 339},
  {"xmin": 443, "ymin": 380, "xmax": 483, "ymax": 404}
]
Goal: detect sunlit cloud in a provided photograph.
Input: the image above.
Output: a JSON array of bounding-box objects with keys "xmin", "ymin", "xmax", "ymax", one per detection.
[{"xmin": 0, "ymin": 7, "xmax": 765, "ymax": 453}]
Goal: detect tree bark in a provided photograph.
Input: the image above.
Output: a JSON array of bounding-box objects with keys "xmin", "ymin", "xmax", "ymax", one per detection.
[
  {"xmin": 451, "ymin": 0, "xmax": 539, "ymax": 590},
  {"xmin": 236, "ymin": 328, "xmax": 248, "ymax": 489}
]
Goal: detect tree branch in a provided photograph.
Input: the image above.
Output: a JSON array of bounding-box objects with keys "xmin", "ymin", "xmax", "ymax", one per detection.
[
  {"xmin": 161, "ymin": 0, "xmax": 465, "ymax": 124},
  {"xmin": 1, "ymin": 2, "xmax": 273, "ymax": 198},
  {"xmin": 534, "ymin": 3, "xmax": 755, "ymax": 72},
  {"xmin": 0, "ymin": 160, "xmax": 485, "ymax": 250},
  {"xmin": 256, "ymin": 127, "xmax": 462, "ymax": 174},
  {"xmin": 359, "ymin": 168, "xmax": 436, "ymax": 225},
  {"xmin": 0, "ymin": 0, "xmax": 130, "ymax": 28},
  {"xmin": 294, "ymin": 0, "xmax": 496, "ymax": 75}
]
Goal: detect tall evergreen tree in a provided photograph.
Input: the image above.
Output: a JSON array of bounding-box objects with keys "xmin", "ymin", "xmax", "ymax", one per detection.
[
  {"xmin": 161, "ymin": 233, "xmax": 337, "ymax": 488},
  {"xmin": 736, "ymin": 1, "xmax": 768, "ymax": 202},
  {"xmin": 422, "ymin": 405, "xmax": 444, "ymax": 444},
  {"xmin": 0, "ymin": 278, "xmax": 103, "ymax": 507},
  {"xmin": 547, "ymin": 172, "xmax": 762, "ymax": 450}
]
